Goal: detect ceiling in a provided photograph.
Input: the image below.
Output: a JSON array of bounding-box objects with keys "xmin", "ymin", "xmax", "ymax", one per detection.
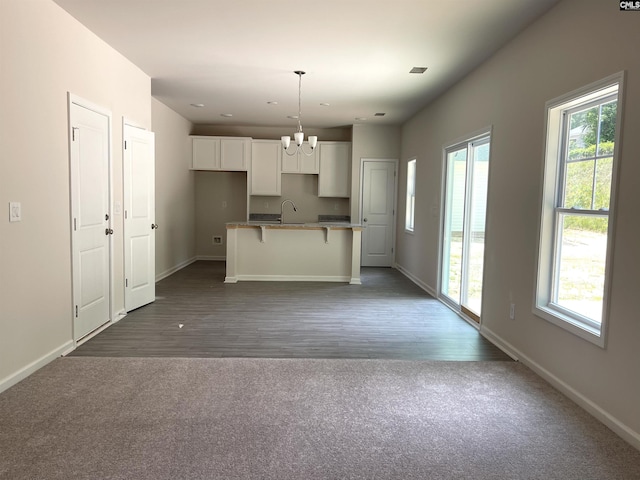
[{"xmin": 53, "ymin": 0, "xmax": 560, "ymax": 129}]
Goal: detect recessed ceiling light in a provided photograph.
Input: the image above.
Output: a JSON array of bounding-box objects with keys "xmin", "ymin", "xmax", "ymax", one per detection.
[
  {"xmin": 409, "ymin": 67, "xmax": 428, "ymax": 74},
  {"xmin": 267, "ymin": 101, "xmax": 278, "ymax": 105},
  {"xmin": 320, "ymin": 103, "xmax": 330, "ymax": 107},
  {"xmin": 220, "ymin": 113, "xmax": 233, "ymax": 117},
  {"xmin": 374, "ymin": 113, "xmax": 386, "ymax": 117},
  {"xmin": 190, "ymin": 103, "xmax": 205, "ymax": 108}
]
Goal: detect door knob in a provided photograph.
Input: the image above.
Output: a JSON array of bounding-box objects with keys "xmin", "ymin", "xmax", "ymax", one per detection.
[
  {"xmin": 105, "ymin": 228, "xmax": 114, "ymax": 235},
  {"xmin": 151, "ymin": 223, "xmax": 158, "ymax": 230},
  {"xmin": 363, "ymin": 218, "xmax": 368, "ymax": 222}
]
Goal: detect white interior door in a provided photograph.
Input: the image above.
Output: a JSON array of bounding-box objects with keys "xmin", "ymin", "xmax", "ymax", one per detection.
[
  {"xmin": 361, "ymin": 160, "xmax": 397, "ymax": 267},
  {"xmin": 69, "ymin": 98, "xmax": 112, "ymax": 340},
  {"xmin": 124, "ymin": 124, "xmax": 156, "ymax": 312}
]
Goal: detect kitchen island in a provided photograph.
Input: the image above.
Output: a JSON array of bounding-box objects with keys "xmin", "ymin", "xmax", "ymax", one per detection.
[{"xmin": 225, "ymin": 222, "xmax": 363, "ymax": 284}]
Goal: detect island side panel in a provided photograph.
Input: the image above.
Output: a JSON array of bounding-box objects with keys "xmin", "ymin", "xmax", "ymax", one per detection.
[{"xmin": 234, "ymin": 226, "xmax": 353, "ymax": 281}]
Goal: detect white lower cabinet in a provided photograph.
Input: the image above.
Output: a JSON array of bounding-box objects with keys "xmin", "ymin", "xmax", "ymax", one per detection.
[
  {"xmin": 251, "ymin": 140, "xmax": 281, "ymax": 196},
  {"xmin": 318, "ymin": 142, "xmax": 351, "ymax": 197}
]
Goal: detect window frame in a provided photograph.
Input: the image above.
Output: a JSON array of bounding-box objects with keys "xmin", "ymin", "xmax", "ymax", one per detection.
[
  {"xmin": 534, "ymin": 72, "xmax": 625, "ymax": 347},
  {"xmin": 405, "ymin": 158, "xmax": 416, "ymax": 233}
]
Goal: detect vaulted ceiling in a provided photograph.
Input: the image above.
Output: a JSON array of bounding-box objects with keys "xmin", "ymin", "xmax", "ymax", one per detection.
[{"xmin": 53, "ymin": 0, "xmax": 560, "ymax": 128}]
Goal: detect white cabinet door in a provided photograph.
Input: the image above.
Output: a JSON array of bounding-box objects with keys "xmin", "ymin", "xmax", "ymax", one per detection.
[
  {"xmin": 282, "ymin": 148, "xmax": 319, "ymax": 174},
  {"xmin": 220, "ymin": 137, "xmax": 250, "ymax": 171},
  {"xmin": 251, "ymin": 140, "xmax": 281, "ymax": 196},
  {"xmin": 281, "ymin": 149, "xmax": 300, "ymax": 173},
  {"xmin": 192, "ymin": 137, "xmax": 220, "ymax": 170},
  {"xmin": 318, "ymin": 142, "xmax": 351, "ymax": 197},
  {"xmin": 191, "ymin": 136, "xmax": 250, "ymax": 171},
  {"xmin": 300, "ymin": 148, "xmax": 319, "ymax": 173}
]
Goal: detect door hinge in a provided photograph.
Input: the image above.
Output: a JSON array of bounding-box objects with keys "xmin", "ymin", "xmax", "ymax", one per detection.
[
  {"xmin": 75, "ymin": 305, "xmax": 78, "ymax": 318},
  {"xmin": 124, "ymin": 140, "xmax": 127, "ymax": 150},
  {"xmin": 73, "ymin": 218, "xmax": 77, "ymax": 231},
  {"xmin": 125, "ymin": 278, "xmax": 128, "ymax": 288},
  {"xmin": 72, "ymin": 127, "xmax": 79, "ymax": 141},
  {"xmin": 124, "ymin": 210, "xmax": 128, "ymax": 220}
]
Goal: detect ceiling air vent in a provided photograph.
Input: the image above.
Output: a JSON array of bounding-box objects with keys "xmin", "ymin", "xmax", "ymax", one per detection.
[
  {"xmin": 409, "ymin": 67, "xmax": 428, "ymax": 74},
  {"xmin": 374, "ymin": 113, "xmax": 386, "ymax": 117}
]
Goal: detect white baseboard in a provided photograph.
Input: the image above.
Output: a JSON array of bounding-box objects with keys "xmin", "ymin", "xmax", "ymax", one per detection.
[
  {"xmin": 235, "ymin": 274, "xmax": 351, "ymax": 283},
  {"xmin": 481, "ymin": 326, "xmax": 640, "ymax": 452},
  {"xmin": 395, "ymin": 263, "xmax": 437, "ymax": 297},
  {"xmin": 0, "ymin": 340, "xmax": 74, "ymax": 395},
  {"xmin": 155, "ymin": 257, "xmax": 198, "ymax": 282}
]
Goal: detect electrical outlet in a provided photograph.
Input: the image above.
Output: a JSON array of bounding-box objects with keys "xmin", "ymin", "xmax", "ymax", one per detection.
[
  {"xmin": 222, "ymin": 201, "xmax": 227, "ymax": 208},
  {"xmin": 509, "ymin": 303, "xmax": 515, "ymax": 320},
  {"xmin": 264, "ymin": 202, "xmax": 269, "ymax": 209},
  {"xmin": 212, "ymin": 235, "xmax": 223, "ymax": 245},
  {"xmin": 334, "ymin": 202, "xmax": 339, "ymax": 211}
]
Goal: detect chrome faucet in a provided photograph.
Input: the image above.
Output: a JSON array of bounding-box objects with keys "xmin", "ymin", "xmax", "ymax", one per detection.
[{"xmin": 280, "ymin": 199, "xmax": 298, "ymax": 224}]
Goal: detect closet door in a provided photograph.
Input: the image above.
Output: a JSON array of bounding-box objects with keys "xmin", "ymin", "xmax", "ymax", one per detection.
[
  {"xmin": 69, "ymin": 97, "xmax": 112, "ymax": 340},
  {"xmin": 124, "ymin": 124, "xmax": 156, "ymax": 312}
]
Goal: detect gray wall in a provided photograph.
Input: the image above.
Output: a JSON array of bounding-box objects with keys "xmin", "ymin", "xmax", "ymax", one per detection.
[
  {"xmin": 350, "ymin": 124, "xmax": 402, "ymax": 221},
  {"xmin": 152, "ymin": 98, "xmax": 196, "ymax": 277},
  {"xmin": 397, "ymin": 0, "xmax": 640, "ymax": 446}
]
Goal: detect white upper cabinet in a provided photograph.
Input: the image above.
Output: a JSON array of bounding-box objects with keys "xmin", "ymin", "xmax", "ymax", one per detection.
[
  {"xmin": 318, "ymin": 142, "xmax": 351, "ymax": 197},
  {"xmin": 191, "ymin": 136, "xmax": 250, "ymax": 171},
  {"xmin": 251, "ymin": 140, "xmax": 281, "ymax": 196},
  {"xmin": 281, "ymin": 147, "xmax": 319, "ymax": 174}
]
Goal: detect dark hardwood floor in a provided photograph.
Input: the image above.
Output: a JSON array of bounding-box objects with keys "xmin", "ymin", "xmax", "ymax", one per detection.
[{"xmin": 69, "ymin": 261, "xmax": 512, "ymax": 361}]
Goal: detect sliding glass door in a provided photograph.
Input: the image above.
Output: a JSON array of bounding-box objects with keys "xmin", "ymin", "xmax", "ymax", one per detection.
[{"xmin": 441, "ymin": 135, "xmax": 490, "ymax": 322}]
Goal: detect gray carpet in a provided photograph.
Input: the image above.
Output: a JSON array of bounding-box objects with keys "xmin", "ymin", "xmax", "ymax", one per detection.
[{"xmin": 1, "ymin": 358, "xmax": 639, "ymax": 480}]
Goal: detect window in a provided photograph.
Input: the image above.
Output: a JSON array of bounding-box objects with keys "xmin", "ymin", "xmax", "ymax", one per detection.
[
  {"xmin": 535, "ymin": 73, "xmax": 623, "ymax": 346},
  {"xmin": 405, "ymin": 159, "xmax": 416, "ymax": 232}
]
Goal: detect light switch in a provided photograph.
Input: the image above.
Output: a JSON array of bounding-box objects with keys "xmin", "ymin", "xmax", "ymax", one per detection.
[{"xmin": 9, "ymin": 202, "xmax": 21, "ymax": 222}]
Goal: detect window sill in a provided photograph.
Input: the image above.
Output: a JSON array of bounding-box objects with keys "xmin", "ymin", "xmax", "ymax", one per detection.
[{"xmin": 533, "ymin": 304, "xmax": 605, "ymax": 348}]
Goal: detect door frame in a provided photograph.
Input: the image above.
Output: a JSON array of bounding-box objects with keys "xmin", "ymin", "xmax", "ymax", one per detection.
[
  {"xmin": 68, "ymin": 93, "xmax": 114, "ymax": 344},
  {"xmin": 358, "ymin": 158, "xmax": 399, "ymax": 267},
  {"xmin": 437, "ymin": 126, "xmax": 493, "ymax": 327}
]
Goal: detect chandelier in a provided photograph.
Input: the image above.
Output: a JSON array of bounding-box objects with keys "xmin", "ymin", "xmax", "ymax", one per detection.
[{"xmin": 281, "ymin": 70, "xmax": 317, "ymax": 157}]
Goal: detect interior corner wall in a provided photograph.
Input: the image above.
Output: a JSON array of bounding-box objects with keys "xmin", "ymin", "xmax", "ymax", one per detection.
[
  {"xmin": 0, "ymin": 0, "xmax": 151, "ymax": 390},
  {"xmin": 151, "ymin": 99, "xmax": 196, "ymax": 277},
  {"xmin": 397, "ymin": 0, "xmax": 640, "ymax": 445}
]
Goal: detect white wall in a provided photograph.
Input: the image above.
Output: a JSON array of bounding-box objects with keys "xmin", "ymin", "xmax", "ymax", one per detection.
[
  {"xmin": 151, "ymin": 98, "xmax": 196, "ymax": 277},
  {"xmin": 0, "ymin": 0, "xmax": 151, "ymax": 389},
  {"xmin": 397, "ymin": 0, "xmax": 640, "ymax": 446}
]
